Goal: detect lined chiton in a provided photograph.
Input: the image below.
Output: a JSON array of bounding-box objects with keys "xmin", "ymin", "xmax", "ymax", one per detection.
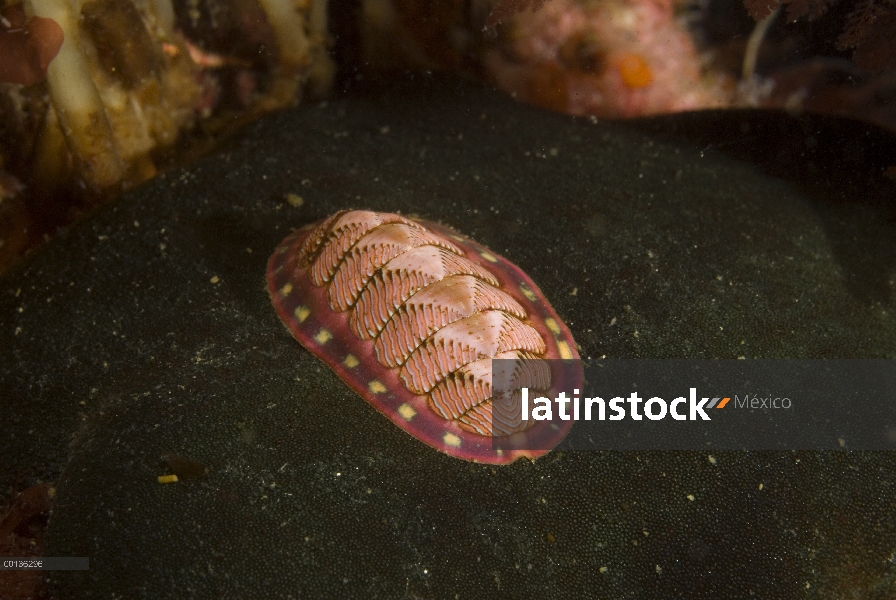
[{"xmin": 266, "ymin": 210, "xmax": 581, "ymax": 464}]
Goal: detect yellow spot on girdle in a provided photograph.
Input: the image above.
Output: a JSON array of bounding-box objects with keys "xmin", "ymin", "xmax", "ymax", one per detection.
[
  {"xmin": 519, "ymin": 285, "xmax": 536, "ymax": 301},
  {"xmin": 314, "ymin": 329, "xmax": 332, "ymax": 344},
  {"xmin": 557, "ymin": 341, "xmax": 574, "ymax": 360},
  {"xmin": 343, "ymin": 354, "xmax": 360, "ymax": 368},
  {"xmin": 157, "ymin": 474, "xmax": 178, "ymax": 484},
  {"xmin": 450, "ymin": 235, "xmax": 465, "ymax": 242},
  {"xmin": 369, "ymin": 380, "xmax": 387, "ymax": 394},
  {"xmin": 280, "ymin": 283, "xmax": 293, "ymax": 297},
  {"xmin": 294, "ymin": 306, "xmax": 310, "ymax": 323},
  {"xmin": 443, "ymin": 432, "xmax": 462, "ymax": 448},
  {"xmin": 480, "ymin": 251, "xmax": 498, "ymax": 263},
  {"xmin": 544, "ymin": 318, "xmax": 561, "ymax": 334},
  {"xmin": 398, "ymin": 404, "xmax": 416, "ymax": 420}
]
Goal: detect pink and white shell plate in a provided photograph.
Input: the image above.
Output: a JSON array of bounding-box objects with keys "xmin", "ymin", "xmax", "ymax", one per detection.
[{"xmin": 266, "ymin": 210, "xmax": 581, "ymax": 464}]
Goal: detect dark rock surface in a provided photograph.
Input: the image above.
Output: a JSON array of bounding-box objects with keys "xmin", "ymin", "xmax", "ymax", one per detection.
[{"xmin": 2, "ymin": 74, "xmax": 895, "ymax": 598}]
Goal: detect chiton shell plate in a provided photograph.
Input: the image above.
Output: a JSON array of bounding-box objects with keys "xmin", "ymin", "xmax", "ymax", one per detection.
[{"xmin": 267, "ymin": 210, "xmax": 581, "ymax": 464}]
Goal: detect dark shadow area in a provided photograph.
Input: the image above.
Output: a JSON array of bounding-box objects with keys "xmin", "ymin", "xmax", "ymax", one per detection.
[{"xmin": 628, "ymin": 109, "xmax": 896, "ymax": 305}]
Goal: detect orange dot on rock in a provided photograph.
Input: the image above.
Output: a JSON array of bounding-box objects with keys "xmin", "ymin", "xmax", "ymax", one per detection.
[{"xmin": 616, "ymin": 53, "xmax": 653, "ymax": 89}]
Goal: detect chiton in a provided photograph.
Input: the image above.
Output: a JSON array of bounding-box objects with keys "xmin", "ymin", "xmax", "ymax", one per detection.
[{"xmin": 266, "ymin": 210, "xmax": 581, "ymax": 464}]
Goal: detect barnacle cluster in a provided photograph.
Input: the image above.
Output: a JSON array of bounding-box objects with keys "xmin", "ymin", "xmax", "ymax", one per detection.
[{"xmin": 0, "ymin": 0, "xmax": 334, "ymax": 194}]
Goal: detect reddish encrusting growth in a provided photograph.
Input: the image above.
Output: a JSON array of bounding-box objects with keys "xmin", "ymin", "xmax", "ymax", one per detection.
[
  {"xmin": 0, "ymin": 481, "xmax": 54, "ymax": 599},
  {"xmin": 267, "ymin": 210, "xmax": 581, "ymax": 464},
  {"xmin": 0, "ymin": 4, "xmax": 63, "ymax": 86}
]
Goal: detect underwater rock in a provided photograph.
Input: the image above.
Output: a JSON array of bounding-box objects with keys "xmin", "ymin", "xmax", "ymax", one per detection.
[{"xmin": 1, "ymin": 74, "xmax": 895, "ymax": 598}]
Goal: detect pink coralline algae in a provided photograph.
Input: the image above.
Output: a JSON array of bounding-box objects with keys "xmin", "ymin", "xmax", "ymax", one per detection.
[{"xmin": 483, "ymin": 0, "xmax": 732, "ymax": 118}]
